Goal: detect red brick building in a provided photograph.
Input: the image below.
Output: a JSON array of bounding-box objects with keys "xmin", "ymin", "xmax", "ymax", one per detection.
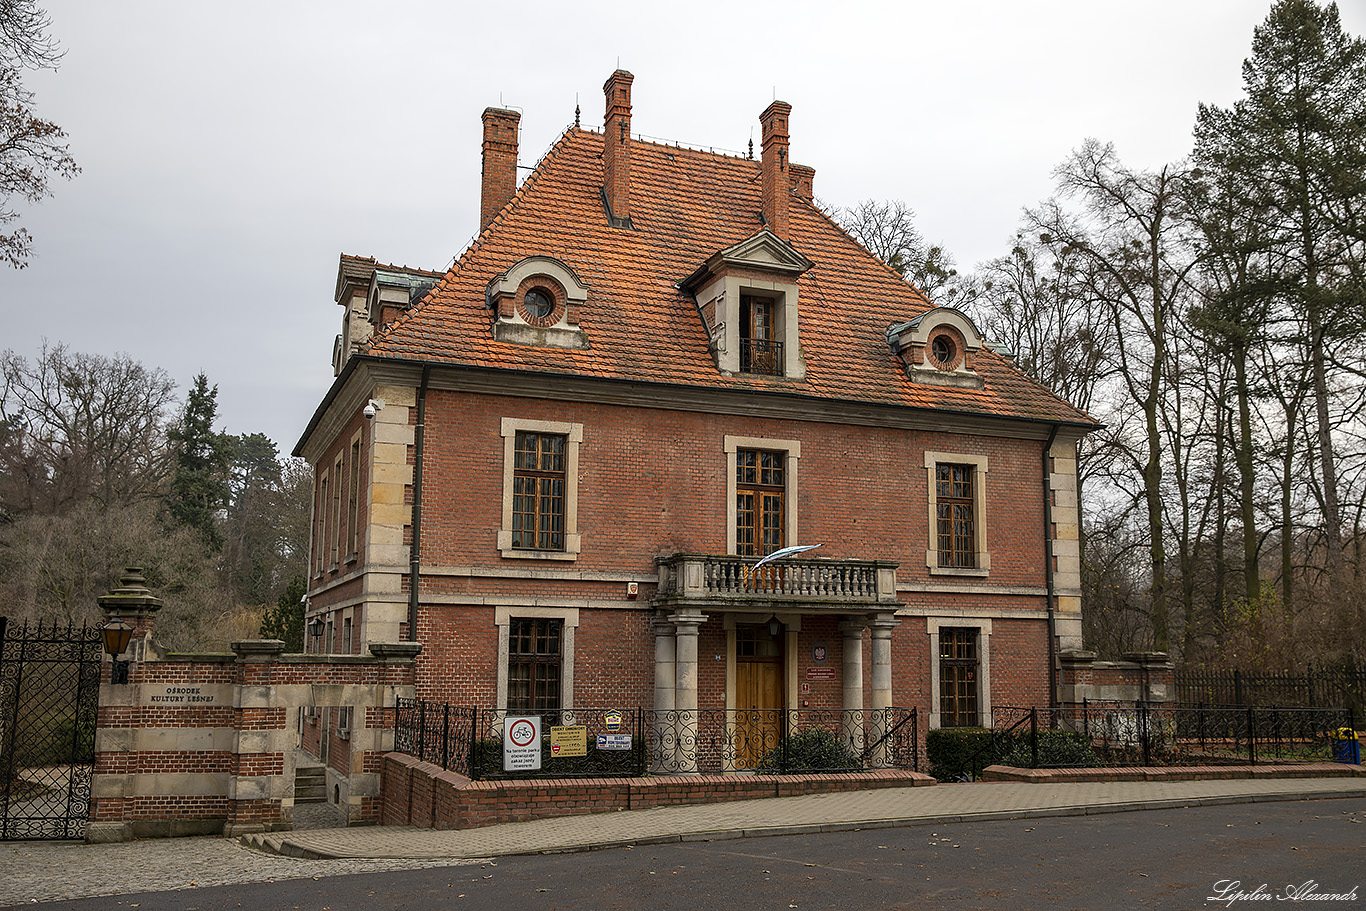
[{"xmin": 295, "ymin": 71, "xmax": 1095, "ymax": 762}]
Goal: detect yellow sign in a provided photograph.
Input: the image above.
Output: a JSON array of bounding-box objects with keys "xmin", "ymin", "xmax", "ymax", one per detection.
[{"xmin": 549, "ymin": 725, "xmax": 588, "ymax": 757}]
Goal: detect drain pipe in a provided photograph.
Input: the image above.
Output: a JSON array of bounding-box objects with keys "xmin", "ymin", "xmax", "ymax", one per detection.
[
  {"xmin": 1042, "ymin": 423, "xmax": 1060, "ymax": 710},
  {"xmin": 407, "ymin": 365, "xmax": 432, "ymax": 641}
]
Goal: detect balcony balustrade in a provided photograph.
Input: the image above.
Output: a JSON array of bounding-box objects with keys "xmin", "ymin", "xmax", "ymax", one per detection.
[{"xmin": 654, "ymin": 553, "xmax": 899, "ymax": 609}]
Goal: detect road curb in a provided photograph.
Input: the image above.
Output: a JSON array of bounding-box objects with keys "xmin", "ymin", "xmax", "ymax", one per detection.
[{"xmin": 258, "ymin": 787, "xmax": 1366, "ymax": 860}]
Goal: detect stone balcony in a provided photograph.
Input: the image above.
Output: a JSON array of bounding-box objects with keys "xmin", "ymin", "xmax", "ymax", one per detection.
[{"xmin": 652, "ymin": 553, "xmax": 900, "ymax": 611}]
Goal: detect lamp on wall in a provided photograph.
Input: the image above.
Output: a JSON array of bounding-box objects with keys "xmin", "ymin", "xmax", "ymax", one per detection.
[
  {"xmin": 307, "ymin": 616, "xmax": 325, "ymax": 652},
  {"xmin": 767, "ymin": 614, "xmax": 782, "ymax": 638},
  {"xmin": 101, "ymin": 617, "xmax": 135, "ymax": 684}
]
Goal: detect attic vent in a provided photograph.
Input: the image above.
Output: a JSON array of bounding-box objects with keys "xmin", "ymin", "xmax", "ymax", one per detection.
[{"xmin": 487, "ymin": 255, "xmax": 591, "ymax": 350}]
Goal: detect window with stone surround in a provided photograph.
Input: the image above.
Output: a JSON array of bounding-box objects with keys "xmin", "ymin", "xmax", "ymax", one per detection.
[
  {"xmin": 507, "ymin": 617, "xmax": 562, "ymax": 713},
  {"xmin": 499, "ymin": 418, "xmax": 583, "ymax": 560},
  {"xmin": 938, "ymin": 627, "xmax": 979, "ymax": 727},
  {"xmin": 495, "ymin": 606, "xmax": 578, "ymax": 712},
  {"xmin": 725, "ymin": 435, "xmax": 800, "ymax": 556},
  {"xmin": 924, "ymin": 451, "xmax": 989, "ymax": 576},
  {"xmin": 927, "ymin": 618, "xmax": 991, "ymax": 729}
]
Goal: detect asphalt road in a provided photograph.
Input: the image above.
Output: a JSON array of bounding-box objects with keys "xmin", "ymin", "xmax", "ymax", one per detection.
[{"xmin": 21, "ymin": 799, "xmax": 1366, "ymax": 911}]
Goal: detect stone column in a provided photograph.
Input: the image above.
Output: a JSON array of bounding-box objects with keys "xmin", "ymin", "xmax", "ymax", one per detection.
[
  {"xmin": 839, "ymin": 618, "xmax": 867, "ymax": 754},
  {"xmin": 868, "ymin": 612, "xmax": 900, "ymax": 766},
  {"xmin": 669, "ymin": 610, "xmax": 705, "ymax": 774},
  {"xmin": 651, "ymin": 616, "xmax": 677, "ymax": 772}
]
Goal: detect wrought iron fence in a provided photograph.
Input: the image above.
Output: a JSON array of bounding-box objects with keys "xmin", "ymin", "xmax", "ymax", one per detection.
[
  {"xmin": 393, "ymin": 700, "xmax": 918, "ymax": 780},
  {"xmin": 978, "ymin": 703, "xmax": 1355, "ymax": 772},
  {"xmin": 1177, "ymin": 667, "xmax": 1366, "ymax": 711}
]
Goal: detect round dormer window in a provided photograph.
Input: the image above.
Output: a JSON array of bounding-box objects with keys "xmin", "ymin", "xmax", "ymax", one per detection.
[
  {"xmin": 930, "ymin": 334, "xmax": 958, "ymax": 370},
  {"xmin": 524, "ymin": 288, "xmax": 554, "ymax": 319}
]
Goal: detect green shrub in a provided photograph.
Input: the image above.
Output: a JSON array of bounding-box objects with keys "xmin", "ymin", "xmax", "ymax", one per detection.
[
  {"xmin": 999, "ymin": 730, "xmax": 1098, "ymax": 769},
  {"xmin": 926, "ymin": 727, "xmax": 995, "ymax": 781},
  {"xmin": 755, "ymin": 728, "xmax": 863, "ymax": 773}
]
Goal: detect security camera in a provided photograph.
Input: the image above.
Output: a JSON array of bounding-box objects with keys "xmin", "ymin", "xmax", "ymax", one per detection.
[{"xmin": 363, "ymin": 402, "xmax": 376, "ymax": 419}]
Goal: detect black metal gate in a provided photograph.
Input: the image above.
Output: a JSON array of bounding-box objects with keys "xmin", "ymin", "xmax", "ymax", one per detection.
[{"xmin": 0, "ymin": 617, "xmax": 102, "ymax": 840}]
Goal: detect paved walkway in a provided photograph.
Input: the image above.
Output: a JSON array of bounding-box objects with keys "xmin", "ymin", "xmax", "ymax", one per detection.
[{"xmin": 2, "ymin": 776, "xmax": 1363, "ymax": 906}]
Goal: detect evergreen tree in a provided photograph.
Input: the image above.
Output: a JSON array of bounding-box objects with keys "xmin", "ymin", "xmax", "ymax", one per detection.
[
  {"xmin": 259, "ymin": 574, "xmax": 305, "ymax": 652},
  {"xmin": 164, "ymin": 373, "xmax": 230, "ymax": 548},
  {"xmin": 1194, "ymin": 0, "xmax": 1366, "ymax": 577}
]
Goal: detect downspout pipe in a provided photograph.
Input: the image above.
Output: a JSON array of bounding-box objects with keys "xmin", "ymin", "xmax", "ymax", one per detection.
[
  {"xmin": 1043, "ymin": 424, "xmax": 1061, "ymax": 711},
  {"xmin": 407, "ymin": 365, "xmax": 432, "ymax": 641}
]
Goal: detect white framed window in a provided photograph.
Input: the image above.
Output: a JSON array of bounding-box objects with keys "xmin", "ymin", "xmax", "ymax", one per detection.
[
  {"xmin": 724, "ymin": 435, "xmax": 800, "ymax": 556},
  {"xmin": 494, "ymin": 606, "xmax": 579, "ymax": 711},
  {"xmin": 926, "ymin": 617, "xmax": 992, "ymax": 729},
  {"xmin": 498, "ymin": 417, "xmax": 583, "ymax": 560},
  {"xmin": 924, "ymin": 451, "xmax": 990, "ymax": 576}
]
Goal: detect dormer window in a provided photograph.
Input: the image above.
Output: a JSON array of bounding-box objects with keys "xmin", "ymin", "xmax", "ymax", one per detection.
[
  {"xmin": 740, "ymin": 294, "xmax": 783, "ymax": 376},
  {"xmin": 887, "ymin": 307, "xmax": 986, "ymax": 390},
  {"xmin": 523, "ymin": 288, "xmax": 554, "ymax": 320},
  {"xmin": 681, "ymin": 229, "xmax": 813, "ymax": 381},
  {"xmin": 487, "ymin": 256, "xmax": 590, "ymax": 349}
]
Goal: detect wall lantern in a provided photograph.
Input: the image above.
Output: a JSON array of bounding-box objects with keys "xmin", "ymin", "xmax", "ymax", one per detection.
[
  {"xmin": 767, "ymin": 614, "xmax": 782, "ymax": 638},
  {"xmin": 307, "ymin": 616, "xmax": 325, "ymax": 645},
  {"xmin": 101, "ymin": 617, "xmax": 135, "ymax": 684}
]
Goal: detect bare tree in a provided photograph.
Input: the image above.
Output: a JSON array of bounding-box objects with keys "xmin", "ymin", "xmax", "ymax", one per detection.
[
  {"xmin": 0, "ymin": 344, "xmax": 175, "ymax": 514},
  {"xmin": 830, "ymin": 198, "xmax": 967, "ymax": 303},
  {"xmin": 0, "ymin": 0, "xmax": 78, "ymax": 268},
  {"xmin": 1030, "ymin": 141, "xmax": 1203, "ymax": 653}
]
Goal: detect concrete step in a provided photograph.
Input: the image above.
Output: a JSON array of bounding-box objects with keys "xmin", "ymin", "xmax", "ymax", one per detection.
[{"xmin": 294, "ymin": 765, "xmax": 327, "ymax": 804}]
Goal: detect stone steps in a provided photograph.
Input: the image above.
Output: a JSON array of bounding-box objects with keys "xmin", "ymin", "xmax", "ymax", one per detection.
[{"xmin": 294, "ymin": 764, "xmax": 327, "ymax": 804}]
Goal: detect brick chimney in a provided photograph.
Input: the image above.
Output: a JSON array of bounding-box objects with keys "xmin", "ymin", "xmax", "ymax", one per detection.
[
  {"xmin": 603, "ymin": 69, "xmax": 634, "ymax": 228},
  {"xmin": 481, "ymin": 107, "xmax": 520, "ymax": 231},
  {"xmin": 760, "ymin": 101, "xmax": 792, "ymax": 239}
]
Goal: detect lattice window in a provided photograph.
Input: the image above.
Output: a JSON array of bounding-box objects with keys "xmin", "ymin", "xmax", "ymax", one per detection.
[
  {"xmin": 512, "ymin": 431, "xmax": 566, "ymax": 550},
  {"xmin": 507, "ymin": 618, "xmax": 562, "ymax": 713},
  {"xmin": 939, "ymin": 627, "xmax": 979, "ymax": 727},
  {"xmin": 935, "ymin": 464, "xmax": 975, "ymax": 569},
  {"xmin": 736, "ymin": 449, "xmax": 784, "ymax": 557}
]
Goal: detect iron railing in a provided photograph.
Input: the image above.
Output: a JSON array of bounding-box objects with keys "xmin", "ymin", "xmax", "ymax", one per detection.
[
  {"xmin": 740, "ymin": 338, "xmax": 783, "ymax": 376},
  {"xmin": 394, "ymin": 701, "xmax": 918, "ymax": 780},
  {"xmin": 1177, "ymin": 666, "xmax": 1366, "ymax": 711},
  {"xmin": 966, "ymin": 703, "xmax": 1356, "ymax": 774}
]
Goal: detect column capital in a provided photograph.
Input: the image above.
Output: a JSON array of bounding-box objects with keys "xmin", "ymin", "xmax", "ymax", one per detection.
[
  {"xmin": 667, "ymin": 610, "xmax": 707, "ymax": 632},
  {"xmin": 869, "ymin": 612, "xmax": 900, "ymax": 635},
  {"xmin": 838, "ymin": 618, "xmax": 867, "ymax": 637}
]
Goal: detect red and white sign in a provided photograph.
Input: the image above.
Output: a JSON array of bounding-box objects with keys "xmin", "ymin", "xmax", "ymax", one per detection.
[
  {"xmin": 806, "ymin": 666, "xmax": 837, "ymax": 681},
  {"xmin": 504, "ymin": 715, "xmax": 542, "ymax": 771}
]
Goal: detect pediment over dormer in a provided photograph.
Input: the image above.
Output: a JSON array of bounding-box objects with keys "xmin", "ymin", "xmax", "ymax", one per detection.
[
  {"xmin": 680, "ymin": 230, "xmax": 812, "ymax": 382},
  {"xmin": 680, "ymin": 228, "xmax": 814, "ymax": 291}
]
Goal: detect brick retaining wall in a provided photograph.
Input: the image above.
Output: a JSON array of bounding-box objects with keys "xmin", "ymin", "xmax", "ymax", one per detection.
[{"xmin": 381, "ymin": 751, "xmax": 935, "ymax": 831}]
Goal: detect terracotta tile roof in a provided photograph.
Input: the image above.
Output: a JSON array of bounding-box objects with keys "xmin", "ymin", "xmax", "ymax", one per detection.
[{"xmin": 365, "ymin": 129, "xmax": 1094, "ymax": 427}]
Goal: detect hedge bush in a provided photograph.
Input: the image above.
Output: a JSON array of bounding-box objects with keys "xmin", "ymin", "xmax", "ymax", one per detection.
[
  {"xmin": 755, "ymin": 728, "xmax": 863, "ymax": 773},
  {"xmin": 926, "ymin": 727, "xmax": 995, "ymax": 781}
]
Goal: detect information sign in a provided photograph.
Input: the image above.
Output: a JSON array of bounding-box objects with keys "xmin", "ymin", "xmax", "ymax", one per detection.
[
  {"xmin": 597, "ymin": 734, "xmax": 633, "ymax": 751},
  {"xmin": 550, "ymin": 725, "xmax": 588, "ymax": 757},
  {"xmin": 503, "ymin": 715, "xmax": 542, "ymax": 771}
]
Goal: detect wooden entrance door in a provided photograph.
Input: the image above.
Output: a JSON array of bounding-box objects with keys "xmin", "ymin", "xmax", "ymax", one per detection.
[{"xmin": 735, "ymin": 623, "xmax": 783, "ymax": 769}]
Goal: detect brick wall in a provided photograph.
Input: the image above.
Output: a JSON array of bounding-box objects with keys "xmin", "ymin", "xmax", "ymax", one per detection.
[
  {"xmin": 381, "ymin": 752, "xmax": 933, "ymax": 831},
  {"xmin": 88, "ymin": 641, "xmax": 418, "ymax": 842}
]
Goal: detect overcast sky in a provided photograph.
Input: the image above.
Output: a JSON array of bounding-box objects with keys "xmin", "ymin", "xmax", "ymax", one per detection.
[{"xmin": 5, "ymin": 0, "xmax": 1363, "ymax": 453}]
